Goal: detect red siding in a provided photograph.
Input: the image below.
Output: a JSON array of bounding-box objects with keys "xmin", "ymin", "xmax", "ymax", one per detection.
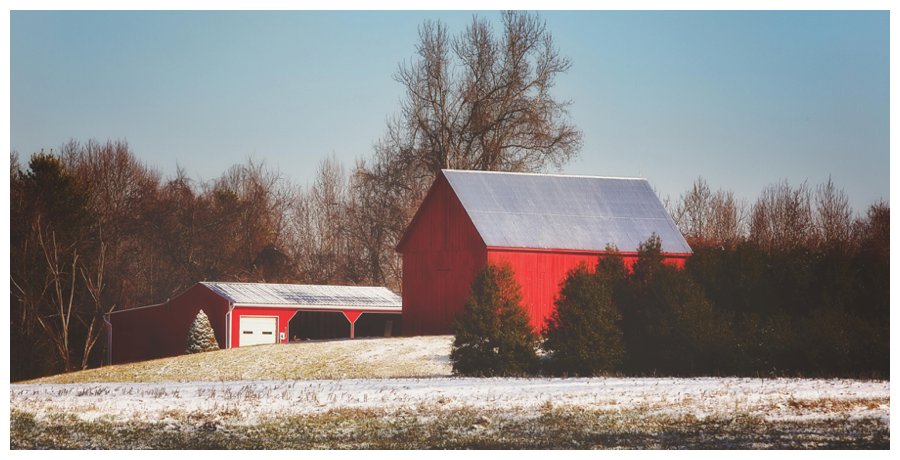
[
  {"xmin": 489, "ymin": 249, "xmax": 599, "ymax": 333},
  {"xmin": 489, "ymin": 249, "xmax": 688, "ymax": 332},
  {"xmin": 398, "ymin": 173, "xmax": 691, "ymax": 336},
  {"xmin": 487, "ymin": 249, "xmax": 678, "ymax": 333},
  {"xmin": 399, "ymin": 175, "xmax": 488, "ymax": 335},
  {"xmin": 107, "ymin": 284, "xmax": 228, "ymax": 364}
]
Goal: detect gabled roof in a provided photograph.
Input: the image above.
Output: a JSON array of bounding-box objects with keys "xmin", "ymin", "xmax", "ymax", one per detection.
[
  {"xmin": 201, "ymin": 282, "xmax": 401, "ymax": 311},
  {"xmin": 440, "ymin": 169, "xmax": 692, "ymax": 254}
]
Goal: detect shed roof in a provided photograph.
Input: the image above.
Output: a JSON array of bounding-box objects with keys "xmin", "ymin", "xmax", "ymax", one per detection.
[
  {"xmin": 441, "ymin": 169, "xmax": 692, "ymax": 254},
  {"xmin": 201, "ymin": 282, "xmax": 401, "ymax": 311}
]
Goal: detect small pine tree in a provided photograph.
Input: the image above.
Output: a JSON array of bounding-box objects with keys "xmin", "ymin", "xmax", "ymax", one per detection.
[
  {"xmin": 543, "ymin": 249, "xmax": 626, "ymax": 376},
  {"xmin": 186, "ymin": 309, "xmax": 220, "ymax": 354},
  {"xmin": 451, "ymin": 263, "xmax": 539, "ymax": 376}
]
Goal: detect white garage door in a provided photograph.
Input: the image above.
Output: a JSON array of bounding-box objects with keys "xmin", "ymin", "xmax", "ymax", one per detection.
[{"xmin": 239, "ymin": 316, "xmax": 277, "ymax": 347}]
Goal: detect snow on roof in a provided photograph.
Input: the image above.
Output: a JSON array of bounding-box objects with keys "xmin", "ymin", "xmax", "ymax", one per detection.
[
  {"xmin": 442, "ymin": 169, "xmax": 692, "ymax": 254},
  {"xmin": 201, "ymin": 282, "xmax": 401, "ymax": 311}
]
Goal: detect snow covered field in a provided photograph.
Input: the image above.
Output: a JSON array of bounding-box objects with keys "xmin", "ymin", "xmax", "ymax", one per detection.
[
  {"xmin": 11, "ymin": 377, "xmax": 889, "ymax": 425},
  {"xmin": 10, "ymin": 335, "xmax": 891, "ymax": 448}
]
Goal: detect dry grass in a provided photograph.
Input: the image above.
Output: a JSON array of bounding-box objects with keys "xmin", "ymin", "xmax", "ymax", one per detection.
[
  {"xmin": 11, "ymin": 408, "xmax": 889, "ymax": 449},
  {"xmin": 25, "ymin": 336, "xmax": 453, "ymax": 384}
]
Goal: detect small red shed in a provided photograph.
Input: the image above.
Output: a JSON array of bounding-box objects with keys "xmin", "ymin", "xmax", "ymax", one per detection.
[
  {"xmin": 397, "ymin": 170, "xmax": 692, "ymax": 335},
  {"xmin": 105, "ymin": 282, "xmax": 401, "ymax": 365}
]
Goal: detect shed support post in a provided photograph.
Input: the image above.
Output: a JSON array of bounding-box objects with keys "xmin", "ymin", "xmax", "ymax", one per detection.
[{"xmin": 342, "ymin": 310, "xmax": 364, "ymax": 339}]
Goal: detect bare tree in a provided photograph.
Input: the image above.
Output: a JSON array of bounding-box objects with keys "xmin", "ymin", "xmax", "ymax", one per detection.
[
  {"xmin": 195, "ymin": 159, "xmax": 294, "ymax": 281},
  {"xmin": 36, "ymin": 230, "xmax": 79, "ymax": 372},
  {"xmin": 749, "ymin": 180, "xmax": 814, "ymax": 251},
  {"xmin": 856, "ymin": 201, "xmax": 889, "ymax": 258},
  {"xmin": 708, "ymin": 190, "xmax": 747, "ymax": 248},
  {"xmin": 354, "ymin": 11, "xmax": 582, "ymax": 289},
  {"xmin": 394, "ymin": 11, "xmax": 581, "ymax": 174},
  {"xmin": 673, "ymin": 177, "xmax": 746, "ymax": 248},
  {"xmin": 144, "ymin": 168, "xmax": 202, "ymax": 297},
  {"xmin": 61, "ymin": 139, "xmax": 162, "ymax": 308},
  {"xmin": 10, "ymin": 227, "xmax": 112, "ymax": 372},
  {"xmin": 814, "ymin": 176, "xmax": 853, "ymax": 249},
  {"xmin": 309, "ymin": 156, "xmax": 349, "ymax": 282},
  {"xmin": 673, "ymin": 178, "xmax": 713, "ymax": 243},
  {"xmin": 347, "ymin": 153, "xmax": 416, "ymax": 290},
  {"xmin": 286, "ymin": 155, "xmax": 360, "ymax": 284},
  {"xmin": 78, "ymin": 239, "xmax": 111, "ymax": 370}
]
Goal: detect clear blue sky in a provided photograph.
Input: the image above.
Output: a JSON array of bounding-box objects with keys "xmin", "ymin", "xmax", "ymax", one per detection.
[{"xmin": 11, "ymin": 10, "xmax": 889, "ymax": 214}]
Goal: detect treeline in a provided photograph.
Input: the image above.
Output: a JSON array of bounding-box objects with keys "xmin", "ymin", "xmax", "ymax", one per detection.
[
  {"xmin": 668, "ymin": 178, "xmax": 889, "ymax": 377},
  {"xmin": 9, "ymin": 143, "xmax": 403, "ymax": 380},
  {"xmin": 452, "ymin": 180, "xmax": 889, "ymax": 378}
]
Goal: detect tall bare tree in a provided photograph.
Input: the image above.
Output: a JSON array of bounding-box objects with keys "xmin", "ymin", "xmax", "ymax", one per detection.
[
  {"xmin": 286, "ymin": 155, "xmax": 363, "ymax": 284},
  {"xmin": 673, "ymin": 178, "xmax": 713, "ymax": 243},
  {"xmin": 394, "ymin": 12, "xmax": 581, "ymax": 173},
  {"xmin": 354, "ymin": 11, "xmax": 582, "ymax": 288},
  {"xmin": 193, "ymin": 159, "xmax": 293, "ymax": 282},
  {"xmin": 61, "ymin": 140, "xmax": 162, "ymax": 308},
  {"xmin": 814, "ymin": 176, "xmax": 853, "ymax": 249},
  {"xmin": 347, "ymin": 151, "xmax": 417, "ymax": 290}
]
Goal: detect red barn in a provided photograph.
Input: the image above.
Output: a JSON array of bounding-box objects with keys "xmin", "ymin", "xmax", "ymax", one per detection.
[
  {"xmin": 105, "ymin": 282, "xmax": 401, "ymax": 365},
  {"xmin": 397, "ymin": 169, "xmax": 692, "ymax": 335}
]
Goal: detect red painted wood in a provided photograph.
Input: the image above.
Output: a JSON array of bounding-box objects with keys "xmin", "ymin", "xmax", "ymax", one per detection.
[
  {"xmin": 488, "ymin": 249, "xmax": 687, "ymax": 332},
  {"xmin": 399, "ymin": 173, "xmax": 488, "ymax": 335},
  {"xmin": 342, "ymin": 310, "xmax": 363, "ymax": 323},
  {"xmin": 342, "ymin": 310, "xmax": 364, "ymax": 338},
  {"xmin": 107, "ymin": 284, "xmax": 228, "ymax": 365}
]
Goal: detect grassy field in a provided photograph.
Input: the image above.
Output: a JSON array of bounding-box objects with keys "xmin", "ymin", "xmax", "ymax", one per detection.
[
  {"xmin": 11, "ymin": 408, "xmax": 888, "ymax": 449},
  {"xmin": 11, "ymin": 336, "xmax": 891, "ymax": 449},
  {"xmin": 24, "ymin": 335, "xmax": 454, "ymax": 383}
]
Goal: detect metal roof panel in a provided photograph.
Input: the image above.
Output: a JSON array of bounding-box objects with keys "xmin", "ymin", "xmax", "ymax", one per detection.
[
  {"xmin": 200, "ymin": 282, "xmax": 402, "ymax": 310},
  {"xmin": 442, "ymin": 169, "xmax": 692, "ymax": 254}
]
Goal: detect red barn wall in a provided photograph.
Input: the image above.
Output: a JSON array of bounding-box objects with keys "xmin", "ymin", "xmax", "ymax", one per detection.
[
  {"xmin": 108, "ymin": 284, "xmax": 228, "ymax": 364},
  {"xmin": 399, "ymin": 176, "xmax": 488, "ymax": 335},
  {"xmin": 488, "ymin": 249, "xmax": 688, "ymax": 332}
]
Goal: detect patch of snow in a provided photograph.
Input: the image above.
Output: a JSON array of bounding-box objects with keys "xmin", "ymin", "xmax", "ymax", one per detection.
[{"xmin": 10, "ymin": 377, "xmax": 889, "ymax": 426}]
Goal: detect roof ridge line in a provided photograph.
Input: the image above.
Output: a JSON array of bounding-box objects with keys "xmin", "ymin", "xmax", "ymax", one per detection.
[
  {"xmin": 466, "ymin": 211, "xmax": 672, "ymax": 221},
  {"xmin": 442, "ymin": 169, "xmax": 647, "ymax": 181},
  {"xmin": 200, "ymin": 281, "xmax": 392, "ymax": 290}
]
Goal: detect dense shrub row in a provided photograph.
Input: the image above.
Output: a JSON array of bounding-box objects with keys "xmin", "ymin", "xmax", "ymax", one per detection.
[{"xmin": 452, "ymin": 227, "xmax": 888, "ymax": 378}]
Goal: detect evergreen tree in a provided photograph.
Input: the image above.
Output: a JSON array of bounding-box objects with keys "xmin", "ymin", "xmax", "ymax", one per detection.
[
  {"xmin": 186, "ymin": 310, "xmax": 220, "ymax": 354},
  {"xmin": 620, "ymin": 235, "xmax": 723, "ymax": 375},
  {"xmin": 451, "ymin": 263, "xmax": 539, "ymax": 376},
  {"xmin": 543, "ymin": 249, "xmax": 626, "ymax": 376}
]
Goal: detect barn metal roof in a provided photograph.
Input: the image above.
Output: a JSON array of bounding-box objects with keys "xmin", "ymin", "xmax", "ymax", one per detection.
[
  {"xmin": 442, "ymin": 169, "xmax": 692, "ymax": 254},
  {"xmin": 201, "ymin": 282, "xmax": 402, "ymax": 311}
]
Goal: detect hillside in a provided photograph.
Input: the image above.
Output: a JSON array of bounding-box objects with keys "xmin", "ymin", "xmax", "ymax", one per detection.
[{"xmin": 26, "ymin": 336, "xmax": 453, "ymax": 384}]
